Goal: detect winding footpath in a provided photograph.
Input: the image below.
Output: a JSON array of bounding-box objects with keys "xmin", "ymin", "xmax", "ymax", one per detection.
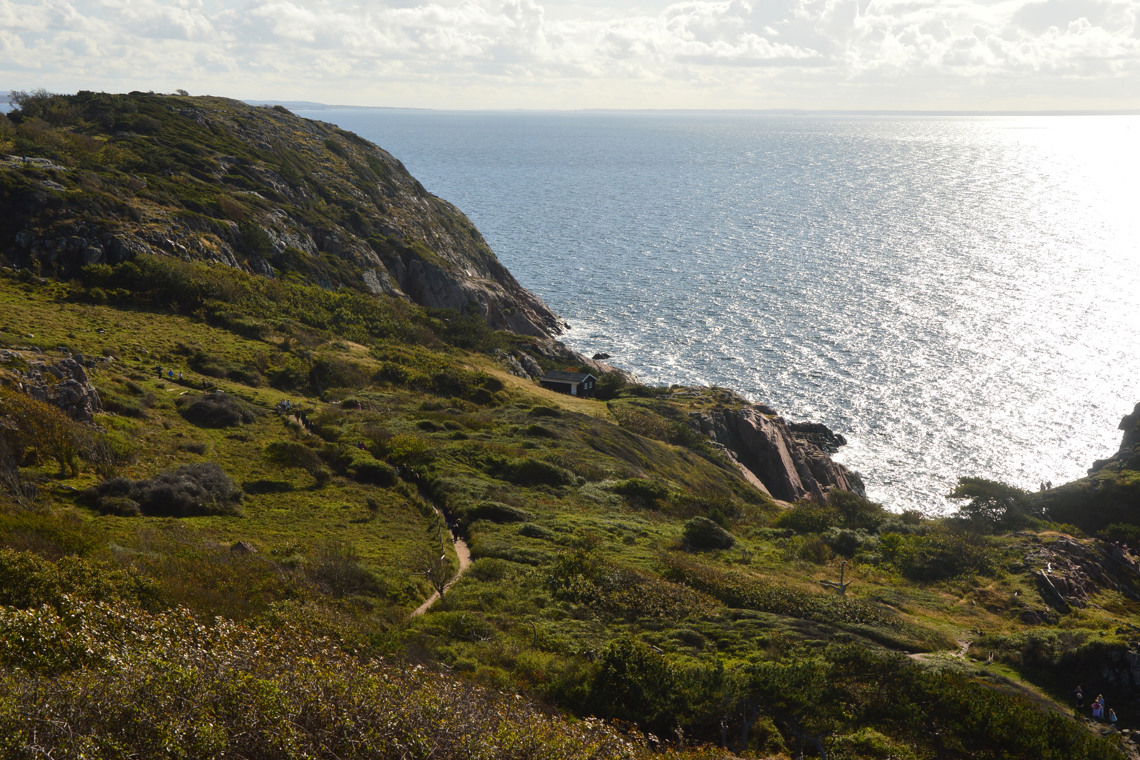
[{"xmin": 410, "ymin": 527, "xmax": 471, "ymax": 618}]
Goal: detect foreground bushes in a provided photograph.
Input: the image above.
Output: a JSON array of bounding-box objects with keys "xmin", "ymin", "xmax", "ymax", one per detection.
[
  {"xmin": 564, "ymin": 636, "xmax": 1126, "ymax": 760},
  {"xmin": 0, "ymin": 553, "xmax": 727, "ymax": 760}
]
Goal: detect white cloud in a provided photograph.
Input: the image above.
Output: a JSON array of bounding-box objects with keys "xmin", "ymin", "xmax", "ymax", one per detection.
[{"xmin": 0, "ymin": 0, "xmax": 1137, "ymax": 108}]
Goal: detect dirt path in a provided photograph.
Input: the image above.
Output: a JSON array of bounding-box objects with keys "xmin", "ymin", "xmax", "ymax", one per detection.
[
  {"xmin": 909, "ymin": 639, "xmax": 972, "ymax": 663},
  {"xmin": 409, "ymin": 529, "xmax": 471, "ymax": 618}
]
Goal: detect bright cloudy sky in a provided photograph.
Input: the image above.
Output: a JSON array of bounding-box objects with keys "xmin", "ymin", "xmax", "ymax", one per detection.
[{"xmin": 3, "ymin": 0, "xmax": 1139, "ymax": 110}]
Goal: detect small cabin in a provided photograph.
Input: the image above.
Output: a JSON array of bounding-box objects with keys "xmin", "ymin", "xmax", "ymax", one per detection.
[{"xmin": 540, "ymin": 371, "xmax": 597, "ymax": 398}]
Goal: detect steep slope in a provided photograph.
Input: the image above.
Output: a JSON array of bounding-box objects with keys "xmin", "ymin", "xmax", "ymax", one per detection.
[{"xmin": 0, "ymin": 91, "xmax": 563, "ymax": 337}]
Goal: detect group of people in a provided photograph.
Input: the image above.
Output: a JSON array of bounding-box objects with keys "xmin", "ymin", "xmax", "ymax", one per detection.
[
  {"xmin": 154, "ymin": 365, "xmax": 184, "ymax": 381},
  {"xmin": 1075, "ymin": 685, "xmax": 1119, "ymax": 726}
]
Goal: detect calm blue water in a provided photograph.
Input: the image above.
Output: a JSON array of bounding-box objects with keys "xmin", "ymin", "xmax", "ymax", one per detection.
[{"xmin": 296, "ymin": 108, "xmax": 1140, "ymax": 513}]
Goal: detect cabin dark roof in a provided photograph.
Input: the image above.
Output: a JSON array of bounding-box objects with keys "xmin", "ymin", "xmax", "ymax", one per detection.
[{"xmin": 542, "ymin": 371, "xmax": 596, "ymax": 384}]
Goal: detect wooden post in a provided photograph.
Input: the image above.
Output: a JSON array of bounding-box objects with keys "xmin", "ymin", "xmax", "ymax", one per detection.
[{"xmin": 819, "ymin": 560, "xmax": 851, "ymax": 596}]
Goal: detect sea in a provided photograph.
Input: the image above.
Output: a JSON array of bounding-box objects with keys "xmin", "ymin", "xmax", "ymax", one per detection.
[{"xmin": 293, "ymin": 107, "xmax": 1140, "ymax": 513}]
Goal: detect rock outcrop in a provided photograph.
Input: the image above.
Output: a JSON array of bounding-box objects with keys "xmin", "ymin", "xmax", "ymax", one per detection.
[
  {"xmin": 1, "ymin": 352, "xmax": 103, "ymax": 422},
  {"xmin": 690, "ymin": 403, "xmax": 862, "ymax": 502},
  {"xmin": 1023, "ymin": 535, "xmax": 1140, "ymax": 613},
  {"xmin": 1089, "ymin": 401, "xmax": 1140, "ymax": 474},
  {"xmin": 1, "ymin": 92, "xmax": 564, "ymax": 338}
]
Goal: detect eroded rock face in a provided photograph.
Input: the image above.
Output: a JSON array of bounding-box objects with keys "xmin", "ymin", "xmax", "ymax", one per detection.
[
  {"xmin": 17, "ymin": 356, "xmax": 103, "ymax": 422},
  {"xmin": 690, "ymin": 405, "xmax": 863, "ymax": 502},
  {"xmin": 1025, "ymin": 535, "xmax": 1140, "ymax": 612}
]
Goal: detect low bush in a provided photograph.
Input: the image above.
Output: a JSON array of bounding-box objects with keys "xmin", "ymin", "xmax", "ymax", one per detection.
[
  {"xmin": 85, "ymin": 462, "xmax": 244, "ymax": 517},
  {"xmin": 518, "ymin": 522, "xmax": 554, "ymax": 540},
  {"xmin": 463, "ymin": 501, "xmax": 533, "ymax": 525},
  {"xmin": 774, "ymin": 502, "xmax": 840, "ymax": 533},
  {"xmin": 610, "ymin": 478, "xmax": 669, "ymax": 509},
  {"xmin": 265, "ymin": 441, "xmax": 330, "ymax": 487},
  {"xmin": 176, "ymin": 392, "xmax": 259, "ymax": 427},
  {"xmin": 490, "ymin": 457, "xmax": 574, "ymax": 487},
  {"xmin": 348, "ymin": 456, "xmax": 397, "ymax": 486},
  {"xmin": 548, "ymin": 548, "xmax": 718, "ymax": 620},
  {"xmin": 879, "ymin": 531, "xmax": 993, "ymax": 582},
  {"xmin": 682, "ymin": 516, "xmax": 735, "ymax": 551}
]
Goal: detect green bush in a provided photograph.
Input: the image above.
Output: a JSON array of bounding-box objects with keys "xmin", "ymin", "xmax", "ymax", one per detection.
[
  {"xmin": 264, "ymin": 441, "xmax": 330, "ymax": 487},
  {"xmin": 829, "ymin": 490, "xmax": 888, "ymax": 530},
  {"xmin": 682, "ymin": 517, "xmax": 735, "ymax": 551},
  {"xmin": 610, "ymin": 478, "xmax": 668, "ymax": 509},
  {"xmin": 348, "ymin": 456, "xmax": 397, "ymax": 486},
  {"xmin": 880, "ymin": 531, "xmax": 993, "ymax": 582},
  {"xmin": 176, "ymin": 392, "xmax": 259, "ymax": 428},
  {"xmin": 774, "ymin": 502, "xmax": 840, "ymax": 533},
  {"xmin": 464, "ymin": 501, "xmax": 533, "ymax": 524},
  {"xmin": 492, "ymin": 457, "xmax": 574, "ymax": 487},
  {"xmin": 85, "ymin": 462, "xmax": 243, "ymax": 517}
]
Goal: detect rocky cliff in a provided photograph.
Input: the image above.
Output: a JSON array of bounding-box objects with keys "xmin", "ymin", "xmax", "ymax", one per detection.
[
  {"xmin": 0, "ymin": 91, "xmax": 563, "ymax": 337},
  {"xmin": 1090, "ymin": 402, "xmax": 1140, "ymax": 474},
  {"xmin": 1039, "ymin": 401, "xmax": 1140, "ymax": 532},
  {"xmin": 689, "ymin": 401, "xmax": 863, "ymax": 502}
]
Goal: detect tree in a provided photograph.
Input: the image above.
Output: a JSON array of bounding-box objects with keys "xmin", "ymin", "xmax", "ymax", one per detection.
[
  {"xmin": 418, "ymin": 520, "xmax": 453, "ymax": 597},
  {"xmin": 949, "ymin": 477, "xmax": 1033, "ymax": 532},
  {"xmin": 0, "ymin": 387, "xmax": 85, "ymax": 476}
]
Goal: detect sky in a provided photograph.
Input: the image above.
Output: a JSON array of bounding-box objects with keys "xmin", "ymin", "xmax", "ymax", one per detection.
[{"xmin": 2, "ymin": 0, "xmax": 1139, "ymax": 110}]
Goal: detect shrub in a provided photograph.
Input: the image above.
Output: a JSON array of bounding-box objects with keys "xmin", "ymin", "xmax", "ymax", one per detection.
[
  {"xmin": 795, "ymin": 535, "xmax": 833, "ymax": 563},
  {"xmin": 663, "ymin": 554, "xmax": 892, "ymax": 627},
  {"xmin": 880, "ymin": 531, "xmax": 993, "ymax": 582},
  {"xmin": 774, "ymin": 502, "xmax": 840, "ymax": 533},
  {"xmin": 824, "ymin": 528, "xmax": 875, "ymax": 558},
  {"xmin": 610, "ymin": 478, "xmax": 669, "ymax": 509},
  {"xmin": 593, "ymin": 373, "xmax": 629, "ymax": 401},
  {"xmin": 306, "ymin": 541, "xmax": 381, "ymax": 597},
  {"xmin": 348, "ymin": 456, "xmax": 397, "ymax": 486},
  {"xmin": 518, "ymin": 523, "xmax": 553, "ymax": 540},
  {"xmin": 187, "ymin": 351, "xmax": 264, "ymax": 386},
  {"xmin": 0, "ymin": 386, "xmax": 88, "ymax": 476},
  {"xmin": 829, "ymin": 490, "xmax": 888, "ymax": 530},
  {"xmin": 682, "ymin": 517, "xmax": 735, "ymax": 551},
  {"xmin": 491, "ymin": 457, "xmax": 574, "ymax": 487},
  {"xmin": 265, "ymin": 441, "xmax": 329, "ymax": 487},
  {"xmin": 463, "ymin": 501, "xmax": 533, "ymax": 524},
  {"xmin": 176, "ymin": 392, "xmax": 258, "ymax": 428},
  {"xmin": 86, "ymin": 462, "xmax": 243, "ymax": 517},
  {"xmin": 96, "ymin": 496, "xmax": 141, "ymax": 516},
  {"xmin": 309, "ymin": 355, "xmax": 372, "ymax": 393}
]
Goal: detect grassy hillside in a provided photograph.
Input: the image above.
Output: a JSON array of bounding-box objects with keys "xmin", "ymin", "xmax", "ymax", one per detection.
[{"xmin": 1, "ymin": 93, "xmax": 1138, "ymax": 759}]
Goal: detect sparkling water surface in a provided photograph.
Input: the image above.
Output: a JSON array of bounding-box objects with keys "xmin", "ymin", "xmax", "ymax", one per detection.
[{"xmin": 297, "ymin": 108, "xmax": 1140, "ymax": 512}]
